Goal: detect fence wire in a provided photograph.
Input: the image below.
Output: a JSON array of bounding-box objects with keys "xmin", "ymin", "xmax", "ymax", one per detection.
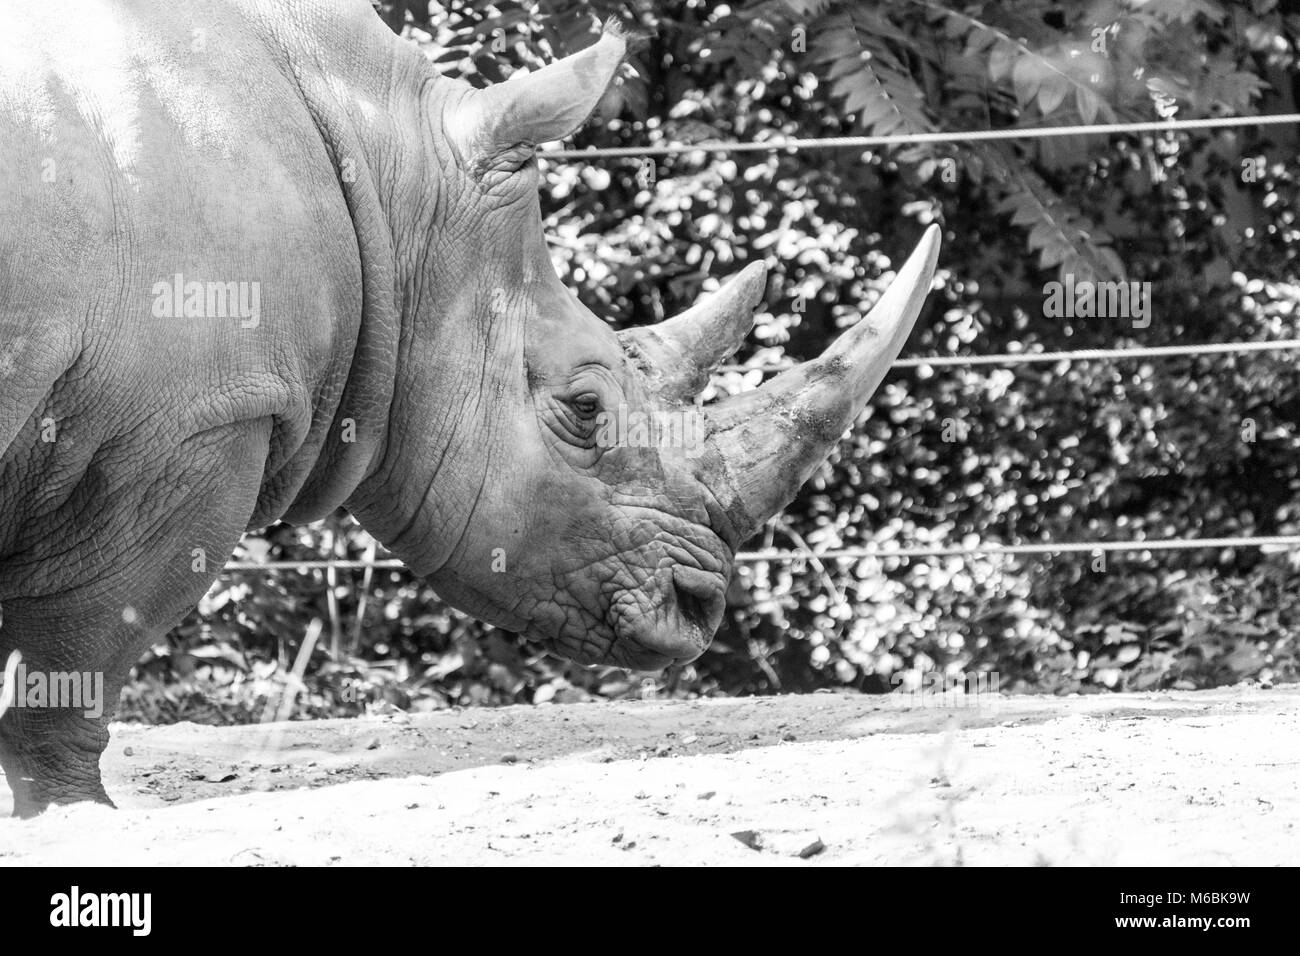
[
  {"xmin": 222, "ymin": 534, "xmax": 1300, "ymax": 573},
  {"xmin": 721, "ymin": 338, "xmax": 1300, "ymax": 375},
  {"xmin": 539, "ymin": 113, "xmax": 1300, "ymax": 161}
]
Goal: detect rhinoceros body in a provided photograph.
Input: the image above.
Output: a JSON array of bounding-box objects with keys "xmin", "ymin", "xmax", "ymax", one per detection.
[{"xmin": 0, "ymin": 0, "xmax": 939, "ymax": 814}]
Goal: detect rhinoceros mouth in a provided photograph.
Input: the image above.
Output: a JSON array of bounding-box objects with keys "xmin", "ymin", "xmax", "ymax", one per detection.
[{"xmin": 600, "ymin": 563, "xmax": 726, "ymax": 670}]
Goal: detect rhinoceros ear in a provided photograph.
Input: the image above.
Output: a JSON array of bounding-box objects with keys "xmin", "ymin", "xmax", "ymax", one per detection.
[{"xmin": 450, "ymin": 25, "xmax": 626, "ymax": 170}]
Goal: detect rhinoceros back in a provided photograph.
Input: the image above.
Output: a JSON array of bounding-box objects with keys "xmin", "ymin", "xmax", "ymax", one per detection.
[{"xmin": 0, "ymin": 0, "xmax": 403, "ymax": 533}]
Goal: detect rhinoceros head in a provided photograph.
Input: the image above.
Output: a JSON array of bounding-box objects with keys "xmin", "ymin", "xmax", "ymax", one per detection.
[{"xmin": 360, "ymin": 26, "xmax": 940, "ymax": 670}]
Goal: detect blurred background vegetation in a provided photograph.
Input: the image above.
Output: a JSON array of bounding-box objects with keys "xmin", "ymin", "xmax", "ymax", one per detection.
[{"xmin": 121, "ymin": 0, "xmax": 1300, "ymax": 723}]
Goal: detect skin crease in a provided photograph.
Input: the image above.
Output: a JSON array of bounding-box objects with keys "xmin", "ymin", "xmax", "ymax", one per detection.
[{"xmin": 0, "ymin": 0, "xmax": 733, "ymax": 811}]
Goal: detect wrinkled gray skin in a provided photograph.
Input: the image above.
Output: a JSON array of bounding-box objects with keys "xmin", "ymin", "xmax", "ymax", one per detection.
[{"xmin": 0, "ymin": 0, "xmax": 940, "ymax": 815}]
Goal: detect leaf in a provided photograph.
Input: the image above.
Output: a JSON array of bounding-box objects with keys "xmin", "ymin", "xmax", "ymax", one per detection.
[
  {"xmin": 1036, "ymin": 73, "xmax": 1072, "ymax": 116},
  {"xmin": 1198, "ymin": 63, "xmax": 1270, "ymax": 111},
  {"xmin": 987, "ymin": 41, "xmax": 1016, "ymax": 82},
  {"xmin": 964, "ymin": 26, "xmax": 1000, "ymax": 55},
  {"xmin": 1011, "ymin": 53, "xmax": 1045, "ymax": 106},
  {"xmin": 985, "ymin": 145, "xmax": 1125, "ymax": 283},
  {"xmin": 1075, "ymin": 85, "xmax": 1102, "ymax": 124},
  {"xmin": 812, "ymin": 14, "xmax": 934, "ymax": 142}
]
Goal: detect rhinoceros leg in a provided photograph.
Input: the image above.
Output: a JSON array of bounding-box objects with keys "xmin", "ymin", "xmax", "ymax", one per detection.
[
  {"xmin": 0, "ymin": 666, "xmax": 119, "ymax": 814},
  {"xmin": 0, "ymin": 423, "xmax": 272, "ymax": 816}
]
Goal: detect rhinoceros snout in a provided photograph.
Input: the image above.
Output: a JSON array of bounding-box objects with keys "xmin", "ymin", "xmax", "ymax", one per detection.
[{"xmin": 609, "ymin": 565, "xmax": 725, "ymax": 670}]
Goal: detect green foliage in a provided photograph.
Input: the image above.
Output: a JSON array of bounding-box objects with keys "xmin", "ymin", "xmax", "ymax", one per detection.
[{"xmin": 127, "ymin": 0, "xmax": 1300, "ymax": 721}]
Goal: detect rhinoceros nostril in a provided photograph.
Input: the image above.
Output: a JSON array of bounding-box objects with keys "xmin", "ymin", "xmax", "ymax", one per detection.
[
  {"xmin": 670, "ymin": 566, "xmax": 724, "ymax": 639},
  {"xmin": 673, "ymin": 581, "xmax": 709, "ymax": 631}
]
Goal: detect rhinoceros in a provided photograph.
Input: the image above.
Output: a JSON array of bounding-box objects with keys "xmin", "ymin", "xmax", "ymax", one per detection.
[{"xmin": 0, "ymin": 0, "xmax": 939, "ymax": 815}]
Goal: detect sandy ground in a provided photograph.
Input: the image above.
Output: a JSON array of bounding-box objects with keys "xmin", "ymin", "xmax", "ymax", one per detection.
[{"xmin": 1, "ymin": 686, "xmax": 1297, "ymax": 865}]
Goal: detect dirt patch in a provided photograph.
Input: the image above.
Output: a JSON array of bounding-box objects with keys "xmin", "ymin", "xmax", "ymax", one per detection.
[{"xmin": 2, "ymin": 686, "xmax": 1296, "ymax": 865}]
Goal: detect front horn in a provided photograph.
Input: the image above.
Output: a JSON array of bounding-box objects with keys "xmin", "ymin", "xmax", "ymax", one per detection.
[{"xmin": 701, "ymin": 225, "xmax": 942, "ymax": 544}]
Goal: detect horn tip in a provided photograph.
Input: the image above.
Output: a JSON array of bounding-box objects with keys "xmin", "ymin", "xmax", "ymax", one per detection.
[
  {"xmin": 737, "ymin": 260, "xmax": 768, "ymax": 307},
  {"xmin": 598, "ymin": 19, "xmax": 629, "ymax": 56},
  {"xmin": 917, "ymin": 223, "xmax": 942, "ymax": 270}
]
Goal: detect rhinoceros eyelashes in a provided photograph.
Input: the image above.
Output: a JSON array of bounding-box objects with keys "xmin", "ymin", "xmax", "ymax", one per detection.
[{"xmin": 449, "ymin": 26, "xmax": 627, "ymax": 172}]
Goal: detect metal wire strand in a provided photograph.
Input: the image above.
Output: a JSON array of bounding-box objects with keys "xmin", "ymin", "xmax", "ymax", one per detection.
[
  {"xmin": 221, "ymin": 534, "xmax": 1300, "ymax": 573},
  {"xmin": 539, "ymin": 113, "xmax": 1300, "ymax": 161},
  {"xmin": 719, "ymin": 339, "xmax": 1300, "ymax": 374}
]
